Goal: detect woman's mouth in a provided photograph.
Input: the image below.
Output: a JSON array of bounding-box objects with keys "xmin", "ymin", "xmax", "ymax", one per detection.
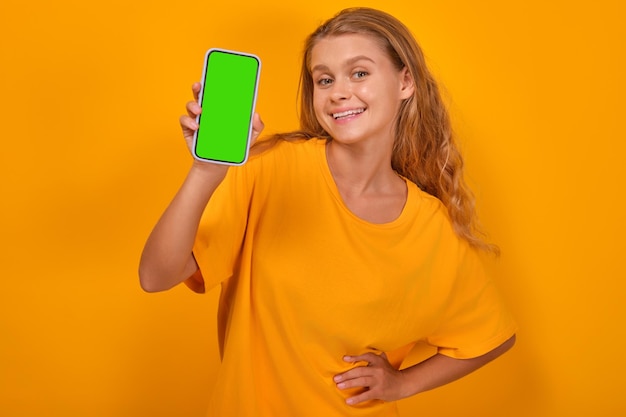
[{"xmin": 332, "ymin": 108, "xmax": 366, "ymax": 120}]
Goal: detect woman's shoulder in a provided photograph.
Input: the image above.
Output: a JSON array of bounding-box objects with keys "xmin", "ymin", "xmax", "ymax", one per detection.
[
  {"xmin": 406, "ymin": 180, "xmax": 459, "ymax": 236},
  {"xmin": 407, "ymin": 180, "xmax": 447, "ymax": 215},
  {"xmin": 248, "ymin": 135, "xmax": 325, "ymax": 162}
]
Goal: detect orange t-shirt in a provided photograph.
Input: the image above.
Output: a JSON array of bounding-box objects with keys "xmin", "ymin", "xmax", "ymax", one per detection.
[{"xmin": 192, "ymin": 138, "xmax": 516, "ymax": 416}]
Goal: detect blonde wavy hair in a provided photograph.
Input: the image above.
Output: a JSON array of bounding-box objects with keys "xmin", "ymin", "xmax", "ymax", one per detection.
[{"xmin": 259, "ymin": 7, "xmax": 497, "ymax": 253}]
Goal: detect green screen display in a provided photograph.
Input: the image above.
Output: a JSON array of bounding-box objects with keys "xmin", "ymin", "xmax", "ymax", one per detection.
[{"xmin": 194, "ymin": 49, "xmax": 260, "ymax": 165}]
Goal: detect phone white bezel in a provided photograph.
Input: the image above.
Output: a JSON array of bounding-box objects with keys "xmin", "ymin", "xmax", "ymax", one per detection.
[{"xmin": 192, "ymin": 48, "xmax": 261, "ymax": 166}]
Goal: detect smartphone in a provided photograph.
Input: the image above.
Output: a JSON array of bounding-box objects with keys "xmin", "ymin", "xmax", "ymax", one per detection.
[{"xmin": 193, "ymin": 48, "xmax": 261, "ymax": 165}]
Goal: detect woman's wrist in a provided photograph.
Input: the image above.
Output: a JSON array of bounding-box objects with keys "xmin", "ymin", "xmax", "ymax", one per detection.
[{"xmin": 187, "ymin": 160, "xmax": 229, "ymax": 190}]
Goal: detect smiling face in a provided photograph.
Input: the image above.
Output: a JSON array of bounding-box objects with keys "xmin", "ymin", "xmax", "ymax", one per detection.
[{"xmin": 309, "ymin": 33, "xmax": 414, "ymax": 149}]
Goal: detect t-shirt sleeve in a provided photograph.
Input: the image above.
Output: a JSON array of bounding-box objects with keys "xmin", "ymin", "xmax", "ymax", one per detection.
[
  {"xmin": 190, "ymin": 162, "xmax": 256, "ymax": 291},
  {"xmin": 427, "ymin": 245, "xmax": 517, "ymax": 359}
]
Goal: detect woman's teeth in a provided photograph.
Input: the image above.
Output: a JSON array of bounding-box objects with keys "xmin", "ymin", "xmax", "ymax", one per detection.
[{"xmin": 333, "ymin": 108, "xmax": 365, "ymax": 119}]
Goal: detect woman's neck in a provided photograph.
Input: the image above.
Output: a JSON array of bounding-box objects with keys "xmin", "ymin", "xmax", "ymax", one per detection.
[
  {"xmin": 325, "ymin": 140, "xmax": 407, "ymax": 223},
  {"xmin": 326, "ymin": 139, "xmax": 400, "ymax": 195}
]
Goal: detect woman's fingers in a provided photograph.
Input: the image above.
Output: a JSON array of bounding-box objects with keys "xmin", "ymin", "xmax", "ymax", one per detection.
[
  {"xmin": 184, "ymin": 82, "xmax": 202, "ymax": 118},
  {"xmin": 181, "ymin": 83, "xmax": 202, "ymax": 145},
  {"xmin": 334, "ymin": 351, "xmax": 405, "ymax": 405},
  {"xmin": 179, "ymin": 114, "xmax": 198, "ymax": 131},
  {"xmin": 344, "ymin": 352, "xmax": 382, "ymax": 366},
  {"xmin": 334, "ymin": 353, "xmax": 381, "ymax": 388},
  {"xmin": 344, "ymin": 390, "xmax": 376, "ymax": 406},
  {"xmin": 186, "ymin": 100, "xmax": 202, "ymax": 118},
  {"xmin": 336, "ymin": 374, "xmax": 374, "ymax": 390},
  {"xmin": 191, "ymin": 81, "xmax": 201, "ymax": 101},
  {"xmin": 250, "ymin": 113, "xmax": 265, "ymax": 145}
]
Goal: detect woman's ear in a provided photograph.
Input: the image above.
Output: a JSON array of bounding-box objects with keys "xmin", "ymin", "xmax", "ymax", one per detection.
[{"xmin": 399, "ymin": 67, "xmax": 415, "ymax": 99}]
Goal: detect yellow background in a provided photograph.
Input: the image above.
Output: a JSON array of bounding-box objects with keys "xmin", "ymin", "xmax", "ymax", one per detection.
[{"xmin": 1, "ymin": 0, "xmax": 624, "ymax": 415}]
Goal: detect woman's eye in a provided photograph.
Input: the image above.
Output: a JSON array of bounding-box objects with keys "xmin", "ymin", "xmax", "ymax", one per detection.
[
  {"xmin": 317, "ymin": 78, "xmax": 333, "ymax": 86},
  {"xmin": 353, "ymin": 71, "xmax": 369, "ymax": 79}
]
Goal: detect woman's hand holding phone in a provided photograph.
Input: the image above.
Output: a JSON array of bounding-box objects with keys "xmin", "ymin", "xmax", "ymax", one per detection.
[{"xmin": 179, "ymin": 82, "xmax": 265, "ymax": 179}]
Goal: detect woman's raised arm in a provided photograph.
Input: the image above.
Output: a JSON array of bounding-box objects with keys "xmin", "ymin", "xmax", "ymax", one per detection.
[{"xmin": 138, "ymin": 82, "xmax": 263, "ymax": 292}]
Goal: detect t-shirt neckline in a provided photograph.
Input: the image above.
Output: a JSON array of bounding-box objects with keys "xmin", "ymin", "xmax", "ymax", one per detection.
[{"xmin": 313, "ymin": 138, "xmax": 417, "ymax": 229}]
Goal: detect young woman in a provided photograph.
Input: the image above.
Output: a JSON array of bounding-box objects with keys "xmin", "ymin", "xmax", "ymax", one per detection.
[{"xmin": 139, "ymin": 7, "xmax": 516, "ymax": 416}]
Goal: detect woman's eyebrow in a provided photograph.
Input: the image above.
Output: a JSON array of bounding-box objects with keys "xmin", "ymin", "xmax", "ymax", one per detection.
[
  {"xmin": 311, "ymin": 55, "xmax": 376, "ymax": 73},
  {"xmin": 345, "ymin": 55, "xmax": 376, "ymax": 66}
]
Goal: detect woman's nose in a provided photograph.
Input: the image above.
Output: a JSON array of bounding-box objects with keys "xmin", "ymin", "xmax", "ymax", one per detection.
[{"xmin": 330, "ymin": 78, "xmax": 351, "ymax": 101}]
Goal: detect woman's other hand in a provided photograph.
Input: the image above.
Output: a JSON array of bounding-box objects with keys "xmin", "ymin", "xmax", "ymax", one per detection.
[{"xmin": 334, "ymin": 352, "xmax": 408, "ymax": 406}]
